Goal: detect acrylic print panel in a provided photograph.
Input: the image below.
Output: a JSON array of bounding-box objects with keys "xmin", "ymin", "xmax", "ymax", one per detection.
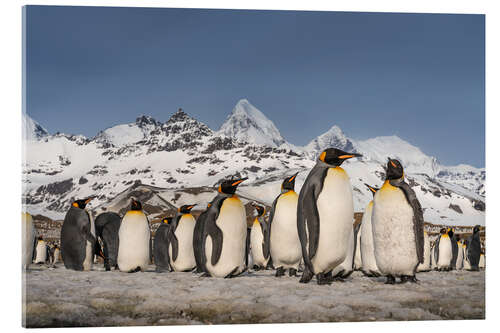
[{"xmin": 22, "ymin": 5, "xmax": 485, "ymax": 327}]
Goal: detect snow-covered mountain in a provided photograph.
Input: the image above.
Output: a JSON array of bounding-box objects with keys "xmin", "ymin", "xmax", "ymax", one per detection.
[
  {"xmin": 22, "ymin": 99, "xmax": 485, "ymax": 227},
  {"xmin": 23, "ymin": 113, "xmax": 49, "ymax": 141},
  {"xmin": 218, "ymin": 99, "xmax": 286, "ymax": 147}
]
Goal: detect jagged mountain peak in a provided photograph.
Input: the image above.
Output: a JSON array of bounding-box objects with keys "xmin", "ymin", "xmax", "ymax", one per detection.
[
  {"xmin": 305, "ymin": 124, "xmax": 355, "ymax": 158},
  {"xmin": 218, "ymin": 99, "xmax": 286, "ymax": 147},
  {"xmin": 23, "ymin": 113, "xmax": 49, "ymax": 141},
  {"xmin": 135, "ymin": 115, "xmax": 160, "ymax": 127}
]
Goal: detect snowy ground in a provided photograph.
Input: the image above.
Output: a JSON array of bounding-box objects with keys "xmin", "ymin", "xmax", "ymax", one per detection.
[{"xmin": 23, "ymin": 264, "xmax": 485, "ymax": 327}]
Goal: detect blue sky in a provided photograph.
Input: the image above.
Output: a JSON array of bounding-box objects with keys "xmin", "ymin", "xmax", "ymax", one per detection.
[{"xmin": 25, "ymin": 6, "xmax": 484, "ymax": 167}]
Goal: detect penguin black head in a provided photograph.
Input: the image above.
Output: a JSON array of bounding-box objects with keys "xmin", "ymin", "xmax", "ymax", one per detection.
[
  {"xmin": 364, "ymin": 183, "xmax": 380, "ymax": 198},
  {"xmin": 440, "ymin": 228, "xmax": 447, "ymax": 235},
  {"xmin": 37, "ymin": 236, "xmax": 43, "ymax": 241},
  {"xmin": 178, "ymin": 204, "xmax": 196, "ymax": 214},
  {"xmin": 318, "ymin": 148, "xmax": 362, "ymax": 167},
  {"xmin": 130, "ymin": 198, "xmax": 142, "ymax": 211},
  {"xmin": 162, "ymin": 217, "xmax": 172, "ymax": 224},
  {"xmin": 473, "ymin": 225, "xmax": 481, "ymax": 234},
  {"xmin": 253, "ymin": 204, "xmax": 265, "ymax": 217},
  {"xmin": 218, "ymin": 178, "xmax": 248, "ymax": 195},
  {"xmin": 72, "ymin": 197, "xmax": 93, "ymax": 209},
  {"xmin": 282, "ymin": 172, "xmax": 298, "ymax": 191},
  {"xmin": 386, "ymin": 158, "xmax": 404, "ymax": 180},
  {"xmin": 448, "ymin": 228, "xmax": 455, "ymax": 238}
]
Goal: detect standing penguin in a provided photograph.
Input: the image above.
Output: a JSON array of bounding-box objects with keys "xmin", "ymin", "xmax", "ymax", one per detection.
[
  {"xmin": 22, "ymin": 212, "xmax": 36, "ymax": 269},
  {"xmin": 449, "ymin": 228, "xmax": 458, "ymax": 270},
  {"xmin": 331, "ymin": 223, "xmax": 355, "ymax": 279},
  {"xmin": 455, "ymin": 237, "xmax": 464, "ymax": 270},
  {"xmin": 34, "ymin": 236, "xmax": 48, "ymax": 264},
  {"xmin": 435, "ymin": 228, "xmax": 453, "ymax": 271},
  {"xmin": 417, "ymin": 231, "xmax": 431, "ymax": 272},
  {"xmin": 95, "ymin": 212, "xmax": 121, "ymax": 271},
  {"xmin": 201, "ymin": 178, "xmax": 248, "ymax": 278},
  {"xmin": 353, "ymin": 222, "xmax": 362, "ymax": 271},
  {"xmin": 117, "ymin": 199, "xmax": 151, "ymax": 273},
  {"xmin": 153, "ymin": 217, "xmax": 172, "ymax": 273},
  {"xmin": 52, "ymin": 244, "xmax": 60, "ymax": 266},
  {"xmin": 270, "ymin": 173, "xmax": 301, "ymax": 277},
  {"xmin": 467, "ymin": 225, "xmax": 482, "ymax": 271},
  {"xmin": 250, "ymin": 204, "xmax": 270, "ymax": 270},
  {"xmin": 360, "ymin": 184, "xmax": 381, "ymax": 277},
  {"xmin": 169, "ymin": 204, "xmax": 197, "ymax": 272},
  {"xmin": 371, "ymin": 158, "xmax": 424, "ymax": 284},
  {"xmin": 60, "ymin": 197, "xmax": 96, "ymax": 271},
  {"xmin": 193, "ymin": 207, "xmax": 210, "ymax": 273},
  {"xmin": 298, "ymin": 148, "xmax": 362, "ymax": 284}
]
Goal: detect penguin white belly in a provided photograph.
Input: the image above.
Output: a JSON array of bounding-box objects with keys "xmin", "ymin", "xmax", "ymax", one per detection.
[
  {"xmin": 479, "ymin": 254, "xmax": 485, "ymax": 269},
  {"xmin": 462, "ymin": 247, "xmax": 470, "ymax": 270},
  {"xmin": 169, "ymin": 215, "xmax": 196, "ymax": 272},
  {"xmin": 372, "ymin": 183, "xmax": 417, "ymax": 276},
  {"xmin": 332, "ymin": 225, "xmax": 354, "ymax": 277},
  {"xmin": 250, "ymin": 222, "xmax": 267, "ymax": 267},
  {"xmin": 82, "ymin": 213, "xmax": 96, "ymax": 271},
  {"xmin": 417, "ymin": 232, "xmax": 431, "ymax": 272},
  {"xmin": 360, "ymin": 202, "xmax": 380, "ymax": 275},
  {"xmin": 35, "ymin": 241, "xmax": 47, "ymax": 264},
  {"xmin": 311, "ymin": 168, "xmax": 353, "ymax": 274},
  {"xmin": 354, "ymin": 226, "xmax": 362, "ymax": 270},
  {"xmin": 437, "ymin": 236, "xmax": 452, "ymax": 269},
  {"xmin": 22, "ymin": 213, "xmax": 35, "ymax": 269},
  {"xmin": 456, "ymin": 243, "xmax": 464, "ymax": 270},
  {"xmin": 117, "ymin": 212, "xmax": 150, "ymax": 272},
  {"xmin": 270, "ymin": 191, "xmax": 301, "ymax": 269},
  {"xmin": 205, "ymin": 197, "xmax": 247, "ymax": 277}
]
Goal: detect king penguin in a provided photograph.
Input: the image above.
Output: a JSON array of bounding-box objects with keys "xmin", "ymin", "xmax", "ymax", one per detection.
[
  {"xmin": 297, "ymin": 148, "xmax": 362, "ymax": 285},
  {"xmin": 95, "ymin": 212, "xmax": 121, "ymax": 271},
  {"xmin": 371, "ymin": 158, "xmax": 425, "ymax": 284},
  {"xmin": 22, "ymin": 212, "xmax": 36, "ymax": 269},
  {"xmin": 34, "ymin": 236, "xmax": 48, "ymax": 264},
  {"xmin": 250, "ymin": 204, "xmax": 270, "ymax": 270},
  {"xmin": 270, "ymin": 172, "xmax": 301, "ymax": 277},
  {"xmin": 60, "ymin": 197, "xmax": 96, "ymax": 271},
  {"xmin": 455, "ymin": 237, "xmax": 464, "ymax": 270},
  {"xmin": 201, "ymin": 178, "xmax": 248, "ymax": 278},
  {"xmin": 169, "ymin": 204, "xmax": 197, "ymax": 272},
  {"xmin": 117, "ymin": 199, "xmax": 151, "ymax": 273},
  {"xmin": 153, "ymin": 217, "xmax": 172, "ymax": 273},
  {"xmin": 417, "ymin": 231, "xmax": 431, "ymax": 272},
  {"xmin": 435, "ymin": 227, "xmax": 453, "ymax": 271},
  {"xmin": 467, "ymin": 225, "xmax": 482, "ymax": 271},
  {"xmin": 360, "ymin": 184, "xmax": 381, "ymax": 277}
]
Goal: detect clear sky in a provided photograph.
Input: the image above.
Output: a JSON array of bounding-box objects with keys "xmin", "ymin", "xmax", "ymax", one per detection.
[{"xmin": 25, "ymin": 6, "xmax": 485, "ymax": 167}]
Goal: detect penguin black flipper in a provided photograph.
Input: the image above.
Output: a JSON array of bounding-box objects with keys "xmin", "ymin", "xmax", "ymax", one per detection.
[
  {"xmin": 169, "ymin": 214, "xmax": 182, "ymax": 262},
  {"xmin": 297, "ymin": 165, "xmax": 327, "ymax": 272},
  {"xmin": 202, "ymin": 196, "xmax": 226, "ymax": 267},
  {"xmin": 193, "ymin": 210, "xmax": 208, "ymax": 272},
  {"xmin": 262, "ymin": 220, "xmax": 270, "ymax": 260},
  {"xmin": 390, "ymin": 179, "xmax": 425, "ymax": 264},
  {"xmin": 352, "ymin": 223, "xmax": 361, "ymax": 268},
  {"xmin": 268, "ymin": 195, "xmax": 280, "ymax": 229}
]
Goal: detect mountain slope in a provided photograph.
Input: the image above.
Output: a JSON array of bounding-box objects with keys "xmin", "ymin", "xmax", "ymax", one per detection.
[
  {"xmin": 23, "ymin": 113, "xmax": 49, "ymax": 141},
  {"xmin": 218, "ymin": 99, "xmax": 286, "ymax": 147}
]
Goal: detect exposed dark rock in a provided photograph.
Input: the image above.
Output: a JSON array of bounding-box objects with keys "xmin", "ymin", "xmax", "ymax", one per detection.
[
  {"xmin": 449, "ymin": 204, "xmax": 463, "ymax": 214},
  {"xmin": 78, "ymin": 177, "xmax": 88, "ymax": 185}
]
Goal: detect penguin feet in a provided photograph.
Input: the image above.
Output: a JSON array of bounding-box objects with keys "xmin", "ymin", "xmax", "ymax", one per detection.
[
  {"xmin": 289, "ymin": 268, "xmax": 298, "ymax": 277},
  {"xmin": 200, "ymin": 272, "xmax": 211, "ymax": 278},
  {"xmin": 316, "ymin": 273, "xmax": 332, "ymax": 285},
  {"xmin": 384, "ymin": 275, "xmax": 396, "ymax": 284},
  {"xmin": 275, "ymin": 267, "xmax": 286, "ymax": 277},
  {"xmin": 224, "ymin": 266, "xmax": 241, "ymax": 279},
  {"xmin": 299, "ymin": 267, "xmax": 314, "ymax": 284},
  {"xmin": 253, "ymin": 265, "xmax": 261, "ymax": 271},
  {"xmin": 400, "ymin": 275, "xmax": 419, "ymax": 284},
  {"xmin": 128, "ymin": 266, "xmax": 142, "ymax": 273}
]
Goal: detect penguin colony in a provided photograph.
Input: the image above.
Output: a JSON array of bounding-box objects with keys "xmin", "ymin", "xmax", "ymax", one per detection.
[{"xmin": 23, "ymin": 148, "xmax": 485, "ymax": 284}]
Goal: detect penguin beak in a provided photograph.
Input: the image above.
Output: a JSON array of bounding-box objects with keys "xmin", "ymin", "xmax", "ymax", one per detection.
[
  {"xmin": 231, "ymin": 178, "xmax": 248, "ymax": 187},
  {"xmin": 339, "ymin": 153, "xmax": 362, "ymax": 160},
  {"xmin": 288, "ymin": 172, "xmax": 299, "ymax": 182},
  {"xmin": 364, "ymin": 183, "xmax": 377, "ymax": 193},
  {"xmin": 388, "ymin": 157, "xmax": 397, "ymax": 168},
  {"xmin": 187, "ymin": 204, "xmax": 196, "ymax": 211},
  {"xmin": 85, "ymin": 197, "xmax": 95, "ymax": 204}
]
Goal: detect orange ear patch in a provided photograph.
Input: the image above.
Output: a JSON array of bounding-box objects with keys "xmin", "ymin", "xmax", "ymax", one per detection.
[
  {"xmin": 72, "ymin": 202, "xmax": 78, "ymax": 208},
  {"xmin": 218, "ymin": 185, "xmax": 222, "ymax": 193},
  {"xmin": 319, "ymin": 151, "xmax": 326, "ymax": 162}
]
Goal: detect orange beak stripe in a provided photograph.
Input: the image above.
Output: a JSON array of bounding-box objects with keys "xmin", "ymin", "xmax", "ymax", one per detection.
[
  {"xmin": 232, "ymin": 180, "xmax": 244, "ymax": 186},
  {"xmin": 85, "ymin": 198, "xmax": 93, "ymax": 204},
  {"xmin": 288, "ymin": 175, "xmax": 296, "ymax": 182},
  {"xmin": 390, "ymin": 160, "xmax": 397, "ymax": 168},
  {"xmin": 338, "ymin": 155, "xmax": 355, "ymax": 159}
]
